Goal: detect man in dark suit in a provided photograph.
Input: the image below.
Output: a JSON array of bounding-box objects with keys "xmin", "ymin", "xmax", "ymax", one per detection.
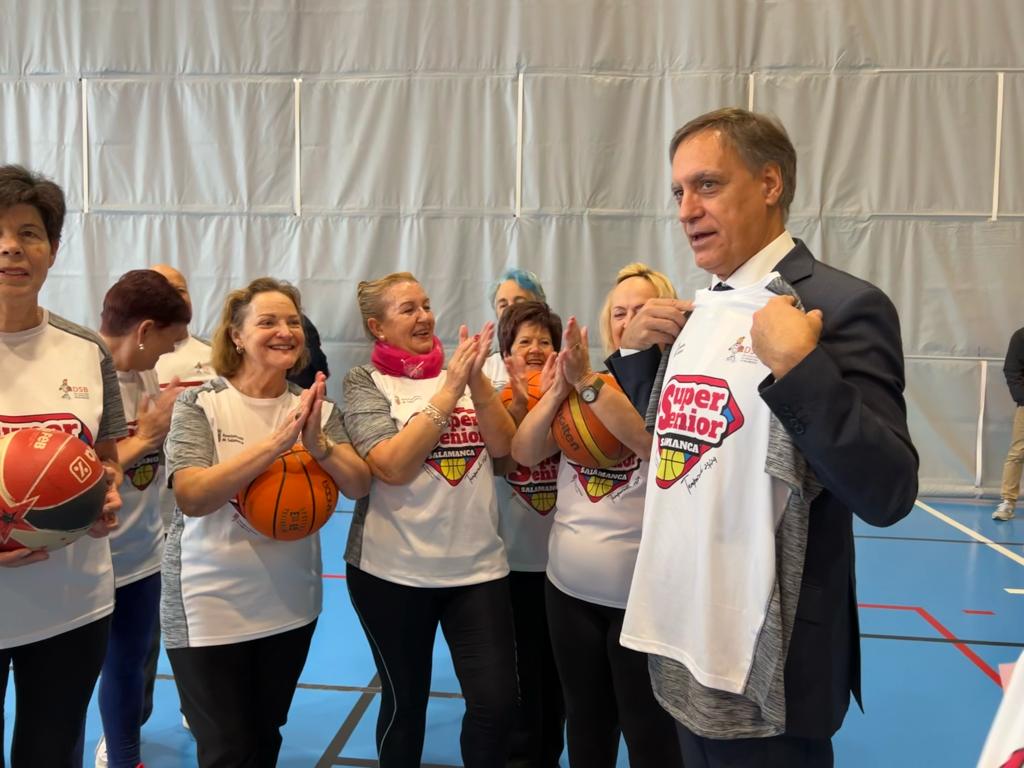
[{"xmin": 607, "ymin": 108, "xmax": 919, "ymax": 766}]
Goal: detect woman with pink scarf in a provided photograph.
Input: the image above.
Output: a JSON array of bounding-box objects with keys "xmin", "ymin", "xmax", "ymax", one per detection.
[{"xmin": 342, "ymin": 272, "xmax": 518, "ymax": 768}]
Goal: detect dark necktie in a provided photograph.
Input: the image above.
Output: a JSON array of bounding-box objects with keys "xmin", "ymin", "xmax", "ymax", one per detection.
[{"xmin": 711, "ymin": 282, "xmax": 733, "ymax": 291}]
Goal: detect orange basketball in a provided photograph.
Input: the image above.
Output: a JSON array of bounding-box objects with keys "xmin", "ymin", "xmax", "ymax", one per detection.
[
  {"xmin": 236, "ymin": 447, "xmax": 338, "ymax": 541},
  {"xmin": 551, "ymin": 374, "xmax": 634, "ymax": 469},
  {"xmin": 500, "ymin": 370, "xmax": 543, "ymax": 411},
  {"xmin": 0, "ymin": 428, "xmax": 107, "ymax": 552}
]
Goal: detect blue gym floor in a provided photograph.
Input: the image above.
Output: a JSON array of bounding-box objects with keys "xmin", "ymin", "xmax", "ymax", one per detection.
[{"xmin": 5, "ymin": 497, "xmax": 1023, "ymax": 767}]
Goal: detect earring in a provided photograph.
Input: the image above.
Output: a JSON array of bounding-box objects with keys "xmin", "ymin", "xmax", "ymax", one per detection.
[
  {"xmin": 235, "ymin": 345, "xmax": 244, "ymax": 354},
  {"xmin": 138, "ymin": 343, "xmax": 145, "ymax": 351}
]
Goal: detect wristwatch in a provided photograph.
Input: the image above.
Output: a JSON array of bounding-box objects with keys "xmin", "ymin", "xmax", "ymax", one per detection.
[{"xmin": 578, "ymin": 375, "xmax": 605, "ymax": 404}]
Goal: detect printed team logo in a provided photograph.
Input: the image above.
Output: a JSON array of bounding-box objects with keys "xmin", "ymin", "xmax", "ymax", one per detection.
[
  {"xmin": 0, "ymin": 414, "xmax": 93, "ymax": 444},
  {"xmin": 126, "ymin": 454, "xmax": 160, "ymax": 491},
  {"xmin": 570, "ymin": 453, "xmax": 642, "ymax": 502},
  {"xmin": 505, "ymin": 454, "xmax": 558, "ymax": 514},
  {"xmin": 120, "ymin": 420, "xmax": 160, "ymax": 491},
  {"xmin": 654, "ymin": 374, "xmax": 744, "ymax": 490},
  {"xmin": 425, "ymin": 407, "xmax": 485, "ymax": 486},
  {"xmin": 58, "ymin": 378, "xmax": 90, "ymax": 400},
  {"xmin": 725, "ymin": 335, "xmax": 758, "ymax": 364}
]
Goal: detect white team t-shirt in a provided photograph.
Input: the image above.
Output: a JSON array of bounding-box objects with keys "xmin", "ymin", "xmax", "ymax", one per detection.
[
  {"xmin": 621, "ymin": 275, "xmax": 790, "ymax": 694},
  {"xmin": 110, "ymin": 369, "xmax": 165, "ymax": 587},
  {"xmin": 546, "ymin": 452, "xmax": 647, "ymax": 609},
  {"xmin": 496, "ymin": 455, "xmax": 558, "ymax": 572},
  {"xmin": 343, "ymin": 365, "xmax": 508, "ymax": 588},
  {"xmin": 0, "ymin": 311, "xmax": 127, "ymax": 649},
  {"xmin": 155, "ymin": 334, "xmax": 216, "ymax": 388},
  {"xmin": 162, "ymin": 378, "xmax": 348, "ymax": 648}
]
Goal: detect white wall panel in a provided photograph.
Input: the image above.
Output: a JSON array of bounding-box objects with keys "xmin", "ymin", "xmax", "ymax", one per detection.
[
  {"xmin": 760, "ymin": 72, "xmax": 998, "ymax": 216},
  {"xmin": 0, "ymin": 79, "xmax": 83, "ymax": 211},
  {"xmin": 88, "ymin": 79, "xmax": 294, "ymax": 212},
  {"xmin": 302, "ymin": 76, "xmax": 517, "ymax": 213}
]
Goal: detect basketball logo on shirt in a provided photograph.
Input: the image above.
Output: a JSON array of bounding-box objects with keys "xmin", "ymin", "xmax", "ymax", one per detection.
[
  {"xmin": 505, "ymin": 454, "xmax": 558, "ymax": 514},
  {"xmin": 425, "ymin": 407, "xmax": 485, "ymax": 486},
  {"xmin": 570, "ymin": 453, "xmax": 642, "ymax": 502},
  {"xmin": 126, "ymin": 453, "xmax": 160, "ymax": 491},
  {"xmin": 654, "ymin": 375, "xmax": 744, "ymax": 490}
]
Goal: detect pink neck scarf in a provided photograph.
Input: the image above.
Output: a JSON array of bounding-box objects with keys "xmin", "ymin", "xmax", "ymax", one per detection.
[{"xmin": 371, "ymin": 336, "xmax": 445, "ymax": 379}]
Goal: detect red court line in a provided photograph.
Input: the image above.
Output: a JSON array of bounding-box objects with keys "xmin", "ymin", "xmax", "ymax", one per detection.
[
  {"xmin": 963, "ymin": 609, "xmax": 996, "ymax": 616},
  {"xmin": 323, "ymin": 573, "xmax": 346, "ymax": 579},
  {"xmin": 859, "ymin": 603, "xmax": 1002, "ymax": 687}
]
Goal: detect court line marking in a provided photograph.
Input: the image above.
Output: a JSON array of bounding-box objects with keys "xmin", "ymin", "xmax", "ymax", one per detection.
[
  {"xmin": 1004, "ymin": 588, "xmax": 1024, "ymax": 595},
  {"xmin": 963, "ymin": 609, "xmax": 996, "ymax": 615},
  {"xmin": 859, "ymin": 603, "xmax": 1002, "ymax": 687},
  {"xmin": 914, "ymin": 499, "xmax": 1024, "ymax": 567},
  {"xmin": 862, "ymin": 633, "xmax": 1023, "ymax": 648}
]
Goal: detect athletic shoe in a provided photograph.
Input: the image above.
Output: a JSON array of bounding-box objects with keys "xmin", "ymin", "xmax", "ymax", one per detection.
[
  {"xmin": 993, "ymin": 500, "xmax": 1016, "ymax": 521},
  {"xmin": 94, "ymin": 735, "xmax": 108, "ymax": 768}
]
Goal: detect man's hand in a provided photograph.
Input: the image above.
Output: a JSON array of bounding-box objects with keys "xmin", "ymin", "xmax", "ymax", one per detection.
[
  {"xmin": 618, "ymin": 298, "xmax": 693, "ymax": 350},
  {"xmin": 751, "ymin": 296, "xmax": 823, "ymax": 379}
]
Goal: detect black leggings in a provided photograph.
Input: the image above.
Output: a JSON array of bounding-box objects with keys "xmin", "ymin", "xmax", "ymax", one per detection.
[
  {"xmin": 346, "ymin": 564, "xmax": 517, "ymax": 768},
  {"xmin": 545, "ymin": 578, "xmax": 683, "ymax": 768},
  {"xmin": 0, "ymin": 616, "xmax": 110, "ymax": 768},
  {"xmin": 507, "ymin": 570, "xmax": 564, "ymax": 768},
  {"xmin": 166, "ymin": 619, "xmax": 317, "ymax": 768}
]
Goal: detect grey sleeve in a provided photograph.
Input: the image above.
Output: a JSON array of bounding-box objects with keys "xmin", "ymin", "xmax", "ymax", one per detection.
[
  {"xmin": 323, "ymin": 400, "xmax": 351, "ymax": 444},
  {"xmin": 96, "ymin": 348, "xmax": 128, "ymax": 443},
  {"xmin": 342, "ymin": 365, "xmax": 399, "ymax": 458},
  {"xmin": 165, "ymin": 390, "xmax": 216, "ymax": 480}
]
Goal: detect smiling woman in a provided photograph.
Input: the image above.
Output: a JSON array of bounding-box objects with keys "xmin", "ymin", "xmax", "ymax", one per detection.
[
  {"xmin": 159, "ymin": 276, "xmax": 370, "ymax": 767},
  {"xmin": 0, "ymin": 164, "xmax": 128, "ymax": 767},
  {"xmin": 343, "ymin": 271, "xmax": 519, "ymax": 767}
]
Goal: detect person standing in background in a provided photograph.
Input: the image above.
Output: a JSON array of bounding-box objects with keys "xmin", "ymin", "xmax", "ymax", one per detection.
[
  {"xmin": 0, "ymin": 164, "xmax": 125, "ymax": 768},
  {"xmin": 484, "ymin": 268, "xmax": 547, "ymax": 390},
  {"xmin": 993, "ymin": 326, "xmax": 1024, "ymax": 521}
]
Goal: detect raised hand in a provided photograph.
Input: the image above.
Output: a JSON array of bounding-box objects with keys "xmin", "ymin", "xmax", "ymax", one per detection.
[
  {"xmin": 559, "ymin": 317, "xmax": 593, "ymax": 387},
  {"xmin": 618, "ymin": 297, "xmax": 693, "ymax": 350},
  {"xmin": 470, "ymin": 322, "xmax": 495, "ymax": 376},
  {"xmin": 135, "ymin": 379, "xmax": 185, "ymax": 449},
  {"xmin": 301, "ymin": 372, "xmax": 333, "ymax": 459},
  {"xmin": 444, "ymin": 325, "xmax": 478, "ymax": 395},
  {"xmin": 503, "ymin": 354, "xmax": 530, "ymax": 406},
  {"xmin": 750, "ymin": 296, "xmax": 823, "ymax": 379}
]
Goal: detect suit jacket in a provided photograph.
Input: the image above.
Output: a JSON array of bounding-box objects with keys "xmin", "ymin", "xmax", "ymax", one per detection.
[{"xmin": 608, "ymin": 239, "xmax": 919, "ymax": 738}]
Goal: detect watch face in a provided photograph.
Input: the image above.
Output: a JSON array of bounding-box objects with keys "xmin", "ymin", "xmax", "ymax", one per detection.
[{"xmin": 581, "ymin": 387, "xmax": 598, "ymax": 404}]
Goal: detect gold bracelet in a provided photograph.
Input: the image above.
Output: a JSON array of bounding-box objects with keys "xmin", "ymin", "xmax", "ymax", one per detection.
[{"xmin": 421, "ymin": 403, "xmax": 450, "ymax": 430}]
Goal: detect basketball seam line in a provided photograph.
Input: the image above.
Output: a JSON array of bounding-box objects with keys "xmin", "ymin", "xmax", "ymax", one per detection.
[{"xmin": 567, "ymin": 394, "xmax": 614, "ymax": 466}]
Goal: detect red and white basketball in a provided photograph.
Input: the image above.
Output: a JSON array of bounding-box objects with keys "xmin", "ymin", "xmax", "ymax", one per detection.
[{"xmin": 0, "ymin": 428, "xmax": 108, "ymax": 552}]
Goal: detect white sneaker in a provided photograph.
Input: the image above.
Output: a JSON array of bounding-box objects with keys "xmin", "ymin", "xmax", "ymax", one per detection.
[
  {"xmin": 993, "ymin": 500, "xmax": 1016, "ymax": 521},
  {"xmin": 94, "ymin": 735, "xmax": 108, "ymax": 768}
]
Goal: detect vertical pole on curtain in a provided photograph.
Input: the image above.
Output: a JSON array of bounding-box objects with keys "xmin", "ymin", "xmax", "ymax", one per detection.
[
  {"xmin": 976, "ymin": 360, "xmax": 988, "ymax": 488},
  {"xmin": 81, "ymin": 78, "xmax": 90, "ymax": 214},
  {"xmin": 747, "ymin": 73, "xmax": 755, "ymax": 111},
  {"xmin": 989, "ymin": 72, "xmax": 1004, "ymax": 222},
  {"xmin": 293, "ymin": 78, "xmax": 302, "ymax": 217},
  {"xmin": 515, "ymin": 69, "xmax": 524, "ymax": 218}
]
